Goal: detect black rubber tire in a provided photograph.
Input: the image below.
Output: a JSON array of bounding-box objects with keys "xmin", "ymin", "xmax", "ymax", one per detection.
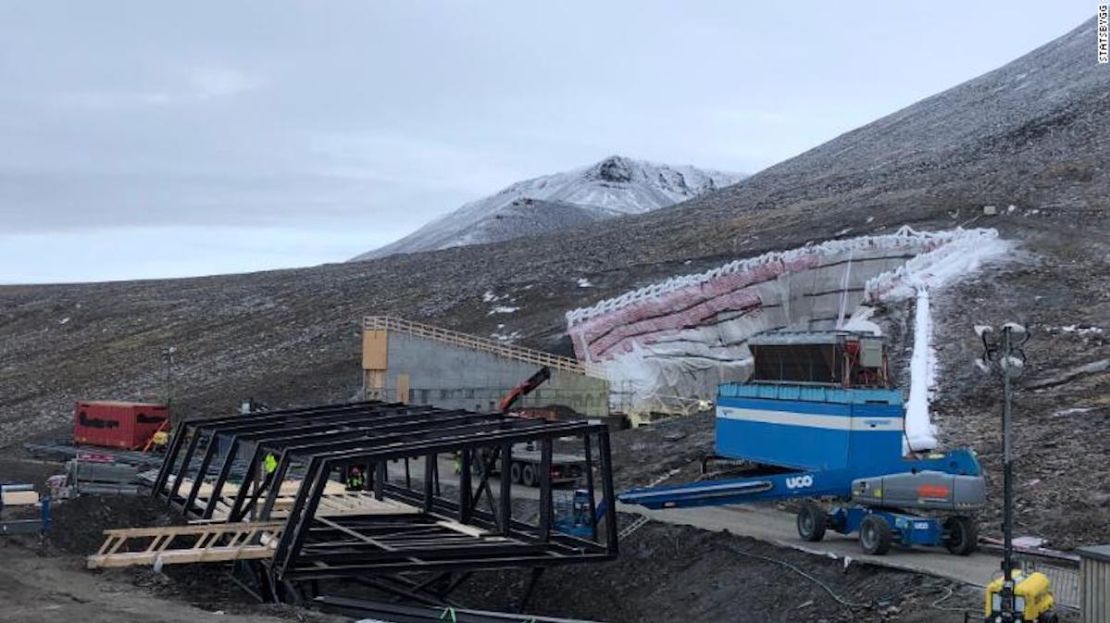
[
  {"xmin": 943, "ymin": 515, "xmax": 978, "ymax": 556},
  {"xmin": 796, "ymin": 502, "xmax": 827, "ymax": 542},
  {"xmin": 859, "ymin": 515, "xmax": 893, "ymax": 555},
  {"xmin": 521, "ymin": 463, "xmax": 536, "ymax": 487},
  {"xmin": 1038, "ymin": 612, "xmax": 1060, "ymax": 623},
  {"xmin": 510, "ymin": 461, "xmax": 523, "ymax": 484}
]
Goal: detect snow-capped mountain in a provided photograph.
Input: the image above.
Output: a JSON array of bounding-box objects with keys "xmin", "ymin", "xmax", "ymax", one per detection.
[{"xmin": 351, "ymin": 155, "xmax": 743, "ymax": 260}]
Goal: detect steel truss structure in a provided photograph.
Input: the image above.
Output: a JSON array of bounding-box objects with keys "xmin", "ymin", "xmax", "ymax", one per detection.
[{"xmin": 152, "ymin": 400, "xmax": 617, "ymax": 604}]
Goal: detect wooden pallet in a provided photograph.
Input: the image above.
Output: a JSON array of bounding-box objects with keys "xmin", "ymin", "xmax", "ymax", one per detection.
[{"xmin": 87, "ymin": 521, "xmax": 284, "ymax": 569}]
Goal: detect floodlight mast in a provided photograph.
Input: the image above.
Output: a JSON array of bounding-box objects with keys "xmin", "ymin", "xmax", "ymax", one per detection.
[{"xmin": 979, "ymin": 322, "xmax": 1028, "ymax": 623}]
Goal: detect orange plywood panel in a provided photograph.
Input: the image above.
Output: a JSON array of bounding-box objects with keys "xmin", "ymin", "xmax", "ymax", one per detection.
[{"xmin": 362, "ymin": 329, "xmax": 389, "ymax": 370}]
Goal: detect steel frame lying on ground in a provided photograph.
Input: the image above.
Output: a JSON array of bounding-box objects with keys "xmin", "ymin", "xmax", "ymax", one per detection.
[{"xmin": 152, "ymin": 400, "xmax": 617, "ymax": 604}]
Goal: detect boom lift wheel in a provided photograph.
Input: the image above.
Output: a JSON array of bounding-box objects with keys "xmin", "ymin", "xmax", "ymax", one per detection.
[
  {"xmin": 796, "ymin": 501, "xmax": 826, "ymax": 542},
  {"xmin": 942, "ymin": 515, "xmax": 978, "ymax": 556},
  {"xmin": 521, "ymin": 464, "xmax": 537, "ymax": 488},
  {"xmin": 859, "ymin": 514, "xmax": 892, "ymax": 555},
  {"xmin": 510, "ymin": 461, "xmax": 523, "ymax": 484}
]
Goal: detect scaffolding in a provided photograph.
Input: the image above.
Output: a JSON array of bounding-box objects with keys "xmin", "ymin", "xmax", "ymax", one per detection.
[{"xmin": 147, "ymin": 400, "xmax": 618, "ymax": 605}]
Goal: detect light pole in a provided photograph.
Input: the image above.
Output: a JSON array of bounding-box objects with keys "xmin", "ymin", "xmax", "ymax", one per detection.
[
  {"xmin": 161, "ymin": 346, "xmax": 176, "ymax": 406},
  {"xmin": 977, "ymin": 322, "xmax": 1029, "ymax": 622}
]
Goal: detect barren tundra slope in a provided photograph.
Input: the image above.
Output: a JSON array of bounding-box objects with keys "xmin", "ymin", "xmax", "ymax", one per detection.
[{"xmin": 1, "ymin": 19, "xmax": 1107, "ymax": 550}]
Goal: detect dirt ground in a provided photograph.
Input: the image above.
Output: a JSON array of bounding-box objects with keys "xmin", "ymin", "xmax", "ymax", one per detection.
[
  {"xmin": 0, "ymin": 501, "xmax": 1000, "ymax": 623},
  {"xmin": 0, "ymin": 400, "xmax": 1090, "ymax": 623},
  {"xmin": 2, "ymin": 447, "xmax": 1079, "ymax": 623},
  {"xmin": 454, "ymin": 521, "xmax": 998, "ymax": 623},
  {"xmin": 0, "ymin": 539, "xmax": 341, "ymax": 623}
]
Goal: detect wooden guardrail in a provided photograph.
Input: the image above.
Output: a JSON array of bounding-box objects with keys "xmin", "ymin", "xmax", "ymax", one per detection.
[{"xmin": 364, "ymin": 316, "xmax": 606, "ymax": 379}]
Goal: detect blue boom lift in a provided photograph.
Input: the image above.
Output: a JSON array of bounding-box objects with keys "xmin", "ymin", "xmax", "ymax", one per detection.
[{"xmin": 619, "ymin": 331, "xmax": 985, "ymax": 556}]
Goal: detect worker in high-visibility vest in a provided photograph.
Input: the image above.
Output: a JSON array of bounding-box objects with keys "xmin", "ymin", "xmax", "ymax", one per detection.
[
  {"xmin": 346, "ymin": 466, "xmax": 364, "ymax": 491},
  {"xmin": 263, "ymin": 453, "xmax": 278, "ymax": 476}
]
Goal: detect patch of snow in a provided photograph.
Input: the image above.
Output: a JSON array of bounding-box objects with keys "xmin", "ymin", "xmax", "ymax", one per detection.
[
  {"xmin": 576, "ymin": 278, "xmax": 593, "ymax": 288},
  {"xmin": 1053, "ymin": 407, "xmax": 1093, "ymax": 416},
  {"xmin": 904, "ymin": 287, "xmax": 939, "ymax": 452},
  {"xmin": 482, "ymin": 290, "xmax": 502, "ymax": 303},
  {"xmin": 865, "ymin": 228, "xmax": 1011, "ymax": 301},
  {"xmin": 59, "ymin": 317, "xmax": 70, "ymax": 325},
  {"xmin": 490, "ymin": 329, "xmax": 522, "ymax": 342},
  {"xmin": 1053, "ymin": 324, "xmax": 1103, "ymax": 336},
  {"xmin": 840, "ymin": 306, "xmax": 882, "ymax": 335},
  {"xmin": 1012, "ymin": 536, "xmax": 1047, "ymax": 549},
  {"xmin": 487, "ymin": 306, "xmax": 519, "ymax": 315}
]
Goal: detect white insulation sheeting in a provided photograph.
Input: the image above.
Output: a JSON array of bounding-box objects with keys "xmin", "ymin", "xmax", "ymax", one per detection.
[{"xmin": 566, "ymin": 227, "xmax": 1009, "ymax": 418}]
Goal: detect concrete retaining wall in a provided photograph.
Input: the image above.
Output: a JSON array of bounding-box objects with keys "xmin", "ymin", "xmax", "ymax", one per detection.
[{"xmin": 380, "ymin": 332, "xmax": 610, "ymax": 417}]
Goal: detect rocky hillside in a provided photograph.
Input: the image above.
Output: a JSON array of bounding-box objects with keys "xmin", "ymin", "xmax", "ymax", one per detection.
[
  {"xmin": 1, "ymin": 19, "xmax": 1107, "ymax": 546},
  {"xmin": 351, "ymin": 155, "xmax": 742, "ymax": 259},
  {"xmin": 442, "ymin": 197, "xmax": 622, "ymax": 249}
]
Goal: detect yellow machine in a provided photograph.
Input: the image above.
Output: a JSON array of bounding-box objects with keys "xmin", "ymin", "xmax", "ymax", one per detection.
[{"xmin": 983, "ymin": 571, "xmax": 1057, "ymax": 623}]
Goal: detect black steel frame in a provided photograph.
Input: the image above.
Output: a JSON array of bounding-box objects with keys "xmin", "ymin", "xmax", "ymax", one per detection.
[{"xmin": 153, "ymin": 400, "xmax": 618, "ymax": 604}]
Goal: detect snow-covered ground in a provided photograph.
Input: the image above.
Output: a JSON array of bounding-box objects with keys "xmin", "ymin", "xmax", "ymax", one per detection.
[{"xmin": 904, "ymin": 287, "xmax": 939, "ymax": 452}]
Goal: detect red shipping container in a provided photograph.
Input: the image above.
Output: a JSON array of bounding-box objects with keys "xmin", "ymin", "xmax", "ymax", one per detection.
[{"xmin": 74, "ymin": 401, "xmax": 170, "ymax": 450}]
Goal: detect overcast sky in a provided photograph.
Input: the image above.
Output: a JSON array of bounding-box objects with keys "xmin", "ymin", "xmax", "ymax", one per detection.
[{"xmin": 0, "ymin": 2, "xmax": 1093, "ymax": 284}]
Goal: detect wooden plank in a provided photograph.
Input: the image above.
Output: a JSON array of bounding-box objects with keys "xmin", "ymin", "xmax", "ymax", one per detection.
[
  {"xmin": 87, "ymin": 545, "xmax": 274, "ymax": 569},
  {"xmin": 362, "ymin": 329, "xmax": 389, "ymax": 370},
  {"xmin": 87, "ymin": 521, "xmax": 285, "ymax": 569},
  {"xmin": 436, "ymin": 520, "xmax": 488, "ymax": 538},
  {"xmin": 100, "ymin": 521, "xmax": 284, "ymax": 538},
  {"xmin": 1, "ymin": 491, "xmax": 39, "ymax": 506}
]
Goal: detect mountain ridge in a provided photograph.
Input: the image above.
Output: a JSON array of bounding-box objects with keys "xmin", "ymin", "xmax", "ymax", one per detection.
[{"xmin": 351, "ymin": 155, "xmax": 743, "ymax": 260}]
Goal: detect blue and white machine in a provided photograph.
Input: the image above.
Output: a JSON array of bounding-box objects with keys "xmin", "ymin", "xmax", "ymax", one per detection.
[{"xmin": 619, "ymin": 331, "xmax": 985, "ymax": 556}]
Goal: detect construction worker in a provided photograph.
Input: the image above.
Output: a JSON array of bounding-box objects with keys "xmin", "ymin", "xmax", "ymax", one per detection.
[
  {"xmin": 263, "ymin": 452, "xmax": 278, "ymax": 476},
  {"xmin": 346, "ymin": 466, "xmax": 364, "ymax": 491},
  {"xmin": 453, "ymin": 451, "xmax": 462, "ymax": 475}
]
